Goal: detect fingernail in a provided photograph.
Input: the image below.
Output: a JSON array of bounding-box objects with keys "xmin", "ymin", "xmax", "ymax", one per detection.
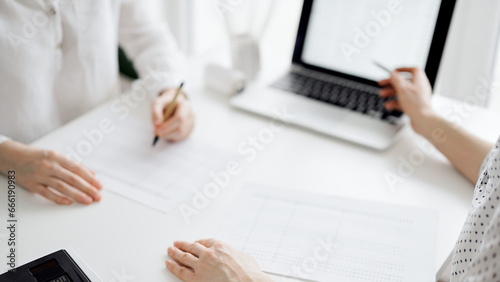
[
  {"xmin": 63, "ymin": 199, "xmax": 72, "ymax": 205},
  {"xmin": 82, "ymin": 195, "xmax": 93, "ymax": 204}
]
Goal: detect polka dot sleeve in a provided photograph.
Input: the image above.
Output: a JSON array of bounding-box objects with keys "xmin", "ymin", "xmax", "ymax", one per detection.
[{"xmin": 451, "ymin": 137, "xmax": 500, "ymax": 281}]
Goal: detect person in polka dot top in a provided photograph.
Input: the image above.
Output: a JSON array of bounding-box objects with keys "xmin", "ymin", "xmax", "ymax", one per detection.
[
  {"xmin": 378, "ymin": 68, "xmax": 499, "ymax": 281},
  {"xmin": 450, "ymin": 146, "xmax": 500, "ymax": 281},
  {"xmin": 163, "ymin": 67, "xmax": 498, "ymax": 282}
]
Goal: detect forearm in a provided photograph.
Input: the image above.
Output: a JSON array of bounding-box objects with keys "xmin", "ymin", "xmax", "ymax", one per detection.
[
  {"xmin": 259, "ymin": 275, "xmax": 274, "ymax": 282},
  {"xmin": 244, "ymin": 273, "xmax": 274, "ymax": 282},
  {"xmin": 414, "ymin": 112, "xmax": 493, "ymax": 183},
  {"xmin": 0, "ymin": 140, "xmax": 20, "ymax": 176}
]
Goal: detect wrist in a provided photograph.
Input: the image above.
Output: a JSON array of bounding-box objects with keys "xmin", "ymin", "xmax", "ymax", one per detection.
[
  {"xmin": 240, "ymin": 270, "xmax": 272, "ymax": 282},
  {"xmin": 409, "ymin": 109, "xmax": 441, "ymax": 138},
  {"xmin": 251, "ymin": 272, "xmax": 273, "ymax": 282},
  {"xmin": 0, "ymin": 140, "xmax": 18, "ymax": 175}
]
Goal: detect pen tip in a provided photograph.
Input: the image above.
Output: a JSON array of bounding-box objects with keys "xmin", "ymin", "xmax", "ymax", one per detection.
[{"xmin": 152, "ymin": 136, "xmax": 159, "ymax": 147}]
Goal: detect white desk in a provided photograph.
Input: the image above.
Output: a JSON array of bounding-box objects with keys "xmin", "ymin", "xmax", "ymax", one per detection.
[{"xmin": 1, "ymin": 53, "xmax": 499, "ymax": 281}]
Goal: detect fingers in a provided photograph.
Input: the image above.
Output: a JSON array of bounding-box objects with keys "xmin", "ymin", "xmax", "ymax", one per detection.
[
  {"xmin": 153, "ymin": 98, "xmax": 182, "ymax": 136},
  {"xmin": 154, "ymin": 99, "xmax": 194, "ymax": 142},
  {"xmin": 168, "ymin": 246, "xmax": 198, "ymax": 268},
  {"xmin": 395, "ymin": 67, "xmax": 424, "ymax": 79},
  {"xmin": 152, "ymin": 89, "xmax": 183, "ymax": 127},
  {"xmin": 156, "ymin": 118, "xmax": 181, "ymax": 138},
  {"xmin": 378, "ymin": 79, "xmax": 391, "ymax": 87},
  {"xmin": 158, "ymin": 101, "xmax": 186, "ymax": 132},
  {"xmin": 164, "ymin": 129, "xmax": 184, "ymax": 142},
  {"xmin": 389, "ymin": 71, "xmax": 411, "ymax": 95},
  {"xmin": 165, "ymin": 259, "xmax": 194, "ymax": 281},
  {"xmin": 46, "ymin": 177, "xmax": 94, "ymax": 204},
  {"xmin": 174, "ymin": 241, "xmax": 206, "ymax": 257},
  {"xmin": 395, "ymin": 67, "xmax": 419, "ymax": 74},
  {"xmin": 39, "ymin": 151, "xmax": 101, "ymax": 205},
  {"xmin": 379, "ymin": 67, "xmax": 422, "ymax": 85},
  {"xmin": 55, "ymin": 164, "xmax": 102, "ymax": 202},
  {"xmin": 384, "ymin": 100, "xmax": 401, "ymax": 111},
  {"xmin": 34, "ymin": 184, "xmax": 72, "ymax": 205},
  {"xmin": 152, "ymin": 98, "xmax": 167, "ymax": 126},
  {"xmin": 195, "ymin": 238, "xmax": 218, "ymax": 248},
  {"xmin": 379, "ymin": 87, "xmax": 396, "ymax": 98},
  {"xmin": 56, "ymin": 153, "xmax": 102, "ymax": 190}
]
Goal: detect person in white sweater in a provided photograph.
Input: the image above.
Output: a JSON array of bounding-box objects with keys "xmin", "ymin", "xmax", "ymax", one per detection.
[
  {"xmin": 165, "ymin": 68, "xmax": 500, "ymax": 282},
  {"xmin": 0, "ymin": 1, "xmax": 194, "ymax": 205}
]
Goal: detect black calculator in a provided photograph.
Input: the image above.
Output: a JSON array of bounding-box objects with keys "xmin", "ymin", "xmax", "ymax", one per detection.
[{"xmin": 0, "ymin": 250, "xmax": 92, "ymax": 282}]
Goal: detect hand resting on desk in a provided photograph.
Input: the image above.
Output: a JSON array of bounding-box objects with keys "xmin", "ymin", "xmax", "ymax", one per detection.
[
  {"xmin": 0, "ymin": 141, "xmax": 102, "ymax": 205},
  {"xmin": 166, "ymin": 239, "xmax": 273, "ymax": 282}
]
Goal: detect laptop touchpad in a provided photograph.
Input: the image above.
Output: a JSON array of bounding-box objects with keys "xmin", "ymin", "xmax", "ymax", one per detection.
[{"xmin": 288, "ymin": 100, "xmax": 348, "ymax": 130}]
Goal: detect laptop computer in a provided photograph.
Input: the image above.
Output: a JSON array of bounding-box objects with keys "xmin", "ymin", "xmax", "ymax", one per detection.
[{"xmin": 231, "ymin": 0, "xmax": 456, "ymax": 150}]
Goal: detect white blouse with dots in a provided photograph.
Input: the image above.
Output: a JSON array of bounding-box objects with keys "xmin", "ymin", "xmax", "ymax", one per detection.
[{"xmin": 451, "ymin": 137, "xmax": 500, "ymax": 281}]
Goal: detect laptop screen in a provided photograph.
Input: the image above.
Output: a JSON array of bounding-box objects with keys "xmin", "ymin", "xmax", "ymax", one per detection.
[{"xmin": 300, "ymin": 0, "xmax": 444, "ymax": 82}]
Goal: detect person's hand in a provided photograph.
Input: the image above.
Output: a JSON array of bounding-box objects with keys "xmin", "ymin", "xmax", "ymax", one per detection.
[
  {"xmin": 165, "ymin": 239, "xmax": 272, "ymax": 282},
  {"xmin": 378, "ymin": 68, "xmax": 435, "ymax": 133},
  {"xmin": 0, "ymin": 140, "xmax": 102, "ymax": 205},
  {"xmin": 152, "ymin": 88, "xmax": 195, "ymax": 143}
]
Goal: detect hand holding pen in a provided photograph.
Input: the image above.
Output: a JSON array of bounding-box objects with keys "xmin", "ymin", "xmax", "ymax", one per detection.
[
  {"xmin": 375, "ymin": 63, "xmax": 433, "ymax": 120},
  {"xmin": 151, "ymin": 82, "xmax": 195, "ymax": 145}
]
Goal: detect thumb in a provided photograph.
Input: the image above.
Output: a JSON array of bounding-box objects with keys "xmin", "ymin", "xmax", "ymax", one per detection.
[{"xmin": 152, "ymin": 100, "xmax": 164, "ymax": 125}]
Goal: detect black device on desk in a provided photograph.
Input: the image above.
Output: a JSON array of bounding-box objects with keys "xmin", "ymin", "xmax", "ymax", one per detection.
[{"xmin": 0, "ymin": 250, "xmax": 92, "ymax": 282}]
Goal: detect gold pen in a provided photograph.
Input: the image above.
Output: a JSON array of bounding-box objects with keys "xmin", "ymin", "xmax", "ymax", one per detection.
[{"xmin": 152, "ymin": 82, "xmax": 184, "ymax": 146}]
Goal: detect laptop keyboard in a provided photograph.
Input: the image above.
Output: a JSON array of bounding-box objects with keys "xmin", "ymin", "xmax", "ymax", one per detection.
[{"xmin": 270, "ymin": 71, "xmax": 403, "ymax": 122}]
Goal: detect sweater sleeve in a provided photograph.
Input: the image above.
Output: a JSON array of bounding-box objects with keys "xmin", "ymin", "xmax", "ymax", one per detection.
[{"xmin": 117, "ymin": 0, "xmax": 186, "ymax": 97}]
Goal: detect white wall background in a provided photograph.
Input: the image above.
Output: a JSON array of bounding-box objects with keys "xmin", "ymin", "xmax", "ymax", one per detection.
[
  {"xmin": 434, "ymin": 0, "xmax": 500, "ymax": 107},
  {"xmin": 160, "ymin": 0, "xmax": 303, "ymax": 56},
  {"xmin": 489, "ymin": 46, "xmax": 500, "ymax": 112}
]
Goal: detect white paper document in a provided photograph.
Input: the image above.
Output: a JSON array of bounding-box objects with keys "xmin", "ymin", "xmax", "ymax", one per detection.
[
  {"xmin": 216, "ymin": 183, "xmax": 438, "ymax": 282},
  {"xmin": 56, "ymin": 114, "xmax": 235, "ymax": 213}
]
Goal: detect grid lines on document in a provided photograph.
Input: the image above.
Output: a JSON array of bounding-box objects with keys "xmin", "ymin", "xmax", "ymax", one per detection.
[{"xmin": 220, "ymin": 193, "xmax": 414, "ymax": 282}]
